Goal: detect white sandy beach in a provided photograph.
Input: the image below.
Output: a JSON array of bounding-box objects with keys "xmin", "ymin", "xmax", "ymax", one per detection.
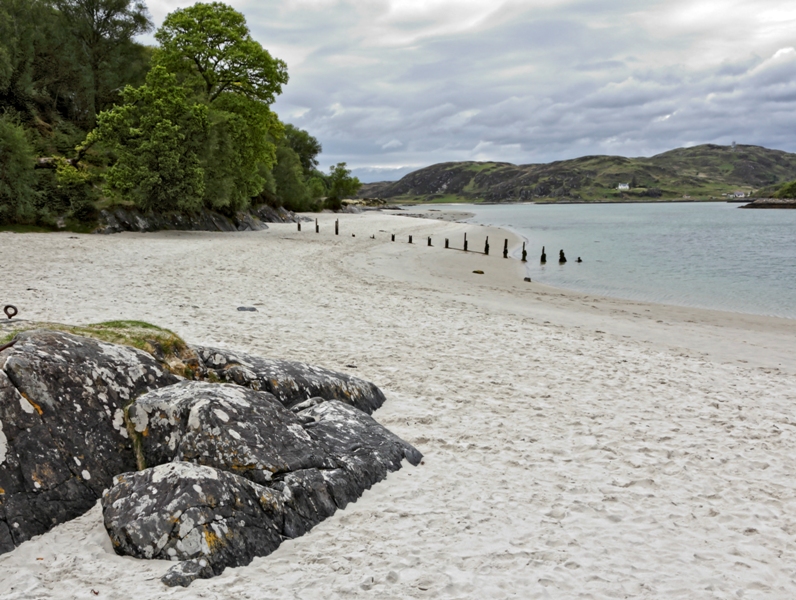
[{"xmin": 1, "ymin": 211, "xmax": 796, "ymax": 599}]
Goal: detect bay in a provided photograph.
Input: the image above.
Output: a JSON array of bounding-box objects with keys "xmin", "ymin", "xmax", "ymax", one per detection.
[{"xmin": 459, "ymin": 202, "xmax": 796, "ymax": 319}]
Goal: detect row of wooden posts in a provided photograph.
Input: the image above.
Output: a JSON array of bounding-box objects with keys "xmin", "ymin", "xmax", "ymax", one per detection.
[{"xmin": 298, "ymin": 218, "xmax": 538, "ymax": 262}]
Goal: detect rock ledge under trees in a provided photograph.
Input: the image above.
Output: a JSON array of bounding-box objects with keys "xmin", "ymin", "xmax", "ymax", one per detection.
[{"xmin": 95, "ymin": 204, "xmax": 307, "ymax": 234}]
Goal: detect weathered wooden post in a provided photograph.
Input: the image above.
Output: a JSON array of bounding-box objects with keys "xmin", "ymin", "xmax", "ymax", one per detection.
[
  {"xmin": 427, "ymin": 236, "xmax": 432, "ymax": 246},
  {"xmin": 541, "ymin": 245, "xmax": 547, "ymax": 264},
  {"xmin": 445, "ymin": 238, "xmax": 449, "ymax": 248},
  {"xmin": 297, "ymin": 221, "xmax": 301, "ymax": 232},
  {"xmin": 408, "ymin": 235, "xmax": 413, "ymax": 244},
  {"xmin": 315, "ymin": 218, "xmax": 319, "ymax": 233},
  {"xmin": 503, "ymin": 239, "xmax": 508, "ymax": 258},
  {"xmin": 335, "ymin": 219, "xmax": 339, "ymax": 235},
  {"xmin": 391, "ymin": 233, "xmax": 395, "ymax": 242},
  {"xmin": 484, "ymin": 236, "xmax": 489, "ymax": 255},
  {"xmin": 521, "ymin": 242, "xmax": 527, "ymax": 262},
  {"xmin": 464, "ymin": 233, "xmax": 468, "ymax": 252}
]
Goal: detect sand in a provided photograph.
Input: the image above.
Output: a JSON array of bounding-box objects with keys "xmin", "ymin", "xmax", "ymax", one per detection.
[{"xmin": 1, "ymin": 211, "xmax": 795, "ymax": 599}]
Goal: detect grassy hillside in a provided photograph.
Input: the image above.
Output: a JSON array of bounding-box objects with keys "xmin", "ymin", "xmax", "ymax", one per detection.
[{"xmin": 359, "ymin": 144, "xmax": 796, "ymax": 203}]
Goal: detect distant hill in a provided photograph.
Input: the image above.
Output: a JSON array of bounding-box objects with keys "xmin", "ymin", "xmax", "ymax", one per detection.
[{"xmin": 358, "ymin": 144, "xmax": 796, "ymax": 203}]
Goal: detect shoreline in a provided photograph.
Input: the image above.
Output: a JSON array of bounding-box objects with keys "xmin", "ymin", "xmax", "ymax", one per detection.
[
  {"xmin": 384, "ymin": 205, "xmax": 796, "ymax": 321},
  {"xmin": 1, "ymin": 211, "xmax": 796, "ymax": 598},
  {"xmin": 374, "ymin": 198, "xmax": 753, "ymax": 206},
  {"xmin": 343, "ymin": 212, "xmax": 796, "ymax": 374}
]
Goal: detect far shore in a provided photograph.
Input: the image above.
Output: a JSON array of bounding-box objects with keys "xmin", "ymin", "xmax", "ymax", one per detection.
[{"xmin": 365, "ymin": 197, "xmax": 761, "ymax": 206}]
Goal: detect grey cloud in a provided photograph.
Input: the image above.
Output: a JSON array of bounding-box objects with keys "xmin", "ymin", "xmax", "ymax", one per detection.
[
  {"xmin": 574, "ymin": 60, "xmax": 626, "ymax": 72},
  {"xmin": 171, "ymin": 0, "xmax": 796, "ymax": 181}
]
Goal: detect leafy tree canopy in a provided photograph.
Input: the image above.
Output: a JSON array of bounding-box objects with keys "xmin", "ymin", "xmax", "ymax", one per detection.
[
  {"xmin": 0, "ymin": 116, "xmax": 38, "ymax": 224},
  {"xmin": 155, "ymin": 2, "xmax": 288, "ymax": 104},
  {"xmin": 0, "ymin": 0, "xmax": 340, "ymax": 224},
  {"xmin": 272, "ymin": 144, "xmax": 310, "ymax": 211},
  {"xmin": 84, "ymin": 66, "xmax": 208, "ymax": 212},
  {"xmin": 53, "ymin": 0, "xmax": 153, "ymax": 123},
  {"xmin": 202, "ymin": 93, "xmax": 281, "ymax": 213},
  {"xmin": 325, "ymin": 162, "xmax": 361, "ymax": 209},
  {"xmin": 283, "ymin": 124, "xmax": 321, "ymax": 175}
]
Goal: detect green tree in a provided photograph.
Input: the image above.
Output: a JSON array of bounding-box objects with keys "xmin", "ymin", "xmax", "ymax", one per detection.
[
  {"xmin": 0, "ymin": 0, "xmax": 74, "ymax": 121},
  {"xmin": 0, "ymin": 116, "xmax": 38, "ymax": 224},
  {"xmin": 307, "ymin": 172, "xmax": 327, "ymax": 201},
  {"xmin": 1, "ymin": 0, "xmax": 151, "ymax": 139},
  {"xmin": 54, "ymin": 158, "xmax": 99, "ymax": 220},
  {"xmin": 325, "ymin": 162, "xmax": 361, "ymax": 210},
  {"xmin": 202, "ymin": 93, "xmax": 280, "ymax": 213},
  {"xmin": 53, "ymin": 0, "xmax": 153, "ymax": 126},
  {"xmin": 272, "ymin": 145, "xmax": 310, "ymax": 211},
  {"xmin": 154, "ymin": 2, "xmax": 287, "ymax": 105},
  {"xmin": 83, "ymin": 66, "xmax": 208, "ymax": 212},
  {"xmin": 152, "ymin": 2, "xmax": 286, "ymax": 213},
  {"xmin": 283, "ymin": 124, "xmax": 321, "ymax": 175}
]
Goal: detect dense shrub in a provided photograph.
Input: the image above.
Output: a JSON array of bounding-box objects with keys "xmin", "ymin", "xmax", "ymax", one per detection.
[
  {"xmin": 775, "ymin": 180, "xmax": 796, "ymax": 198},
  {"xmin": 273, "ymin": 145, "xmax": 311, "ymax": 211},
  {"xmin": 0, "ymin": 116, "xmax": 37, "ymax": 224}
]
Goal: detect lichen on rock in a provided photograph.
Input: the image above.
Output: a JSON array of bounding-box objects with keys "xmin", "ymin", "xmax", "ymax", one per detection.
[
  {"xmin": 102, "ymin": 462, "xmax": 288, "ymax": 586},
  {"xmin": 128, "ymin": 381, "xmax": 334, "ymax": 485},
  {"xmin": 194, "ymin": 346, "xmax": 387, "ymax": 414},
  {"xmin": 0, "ymin": 326, "xmax": 422, "ymax": 588},
  {"xmin": 106, "ymin": 391, "xmax": 422, "ymax": 586},
  {"xmin": 0, "ymin": 329, "xmax": 178, "ymax": 550}
]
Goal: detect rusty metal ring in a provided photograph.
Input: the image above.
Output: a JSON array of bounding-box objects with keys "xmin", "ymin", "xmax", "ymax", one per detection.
[{"xmin": 4, "ymin": 305, "xmax": 18, "ymax": 319}]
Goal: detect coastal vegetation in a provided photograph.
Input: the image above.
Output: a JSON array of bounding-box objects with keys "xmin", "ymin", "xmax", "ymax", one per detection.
[
  {"xmin": 361, "ymin": 144, "xmax": 796, "ymax": 203},
  {"xmin": 0, "ymin": 0, "xmax": 360, "ymax": 229},
  {"xmin": 774, "ymin": 180, "xmax": 796, "ymax": 199}
]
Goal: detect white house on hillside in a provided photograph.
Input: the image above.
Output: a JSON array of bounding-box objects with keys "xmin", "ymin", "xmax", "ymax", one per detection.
[{"xmin": 617, "ymin": 183, "xmax": 630, "ymax": 190}]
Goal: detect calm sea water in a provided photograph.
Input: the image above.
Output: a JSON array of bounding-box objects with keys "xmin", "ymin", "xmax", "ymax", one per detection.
[{"xmin": 457, "ymin": 202, "xmax": 796, "ymax": 319}]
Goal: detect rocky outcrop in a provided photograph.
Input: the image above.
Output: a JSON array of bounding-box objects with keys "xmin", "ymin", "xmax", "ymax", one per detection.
[
  {"xmin": 95, "ymin": 204, "xmax": 305, "ymax": 234},
  {"xmin": 297, "ymin": 399, "xmax": 422, "ymax": 503},
  {"xmin": 195, "ymin": 346, "xmax": 386, "ymax": 414},
  {"xmin": 102, "ymin": 463, "xmax": 288, "ymax": 585},
  {"xmin": 0, "ymin": 330, "xmax": 178, "ymax": 550},
  {"xmin": 105, "ymin": 385, "xmax": 421, "ymax": 586},
  {"xmin": 127, "ymin": 382, "xmax": 333, "ymax": 485},
  {"xmin": 740, "ymin": 198, "xmax": 796, "ymax": 208},
  {"xmin": 0, "ymin": 327, "xmax": 420, "ymax": 587}
]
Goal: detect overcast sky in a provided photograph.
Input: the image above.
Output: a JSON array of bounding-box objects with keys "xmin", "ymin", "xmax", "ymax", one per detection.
[{"xmin": 144, "ymin": 1, "xmax": 796, "ymax": 181}]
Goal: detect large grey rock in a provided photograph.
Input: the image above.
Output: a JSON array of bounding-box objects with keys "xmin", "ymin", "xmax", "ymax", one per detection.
[
  {"xmin": 297, "ymin": 400, "xmax": 423, "ymax": 506},
  {"xmin": 0, "ymin": 330, "xmax": 178, "ymax": 550},
  {"xmin": 102, "ymin": 462, "xmax": 288, "ymax": 587},
  {"xmin": 126, "ymin": 383, "xmax": 419, "ymax": 506},
  {"xmin": 0, "ymin": 327, "xmax": 422, "ymax": 585},
  {"xmin": 195, "ymin": 346, "xmax": 386, "ymax": 414},
  {"xmin": 128, "ymin": 381, "xmax": 333, "ymax": 485},
  {"xmin": 106, "ymin": 390, "xmax": 422, "ymax": 586}
]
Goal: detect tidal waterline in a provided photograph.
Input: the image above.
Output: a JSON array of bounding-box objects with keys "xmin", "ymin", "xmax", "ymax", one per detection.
[{"xmin": 458, "ymin": 202, "xmax": 796, "ymax": 319}]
